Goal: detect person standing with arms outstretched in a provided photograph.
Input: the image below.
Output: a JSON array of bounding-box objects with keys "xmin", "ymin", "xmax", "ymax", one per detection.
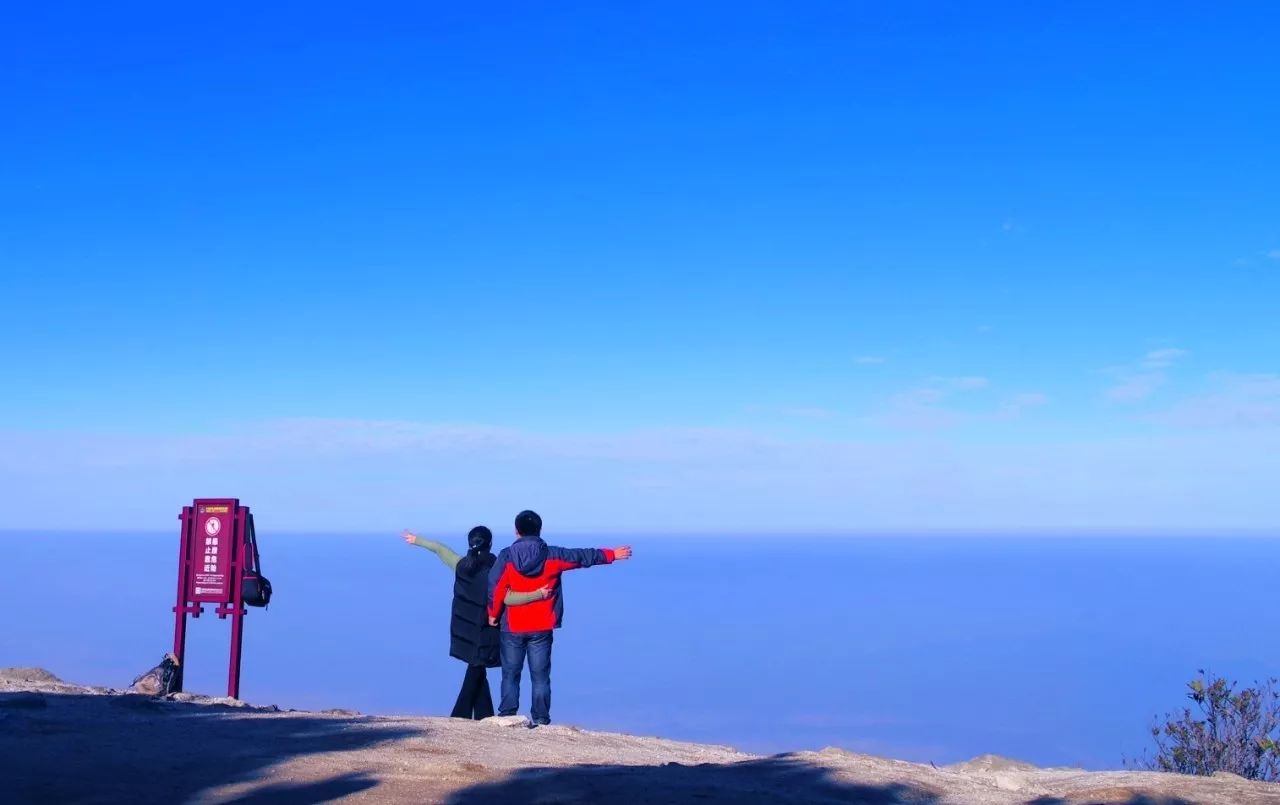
[
  {"xmin": 402, "ymin": 526, "xmax": 551, "ymax": 719},
  {"xmin": 487, "ymin": 510, "xmax": 632, "ymax": 726}
]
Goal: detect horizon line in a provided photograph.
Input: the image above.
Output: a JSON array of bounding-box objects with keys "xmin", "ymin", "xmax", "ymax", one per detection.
[{"xmin": 3, "ymin": 527, "xmax": 1279, "ymax": 539}]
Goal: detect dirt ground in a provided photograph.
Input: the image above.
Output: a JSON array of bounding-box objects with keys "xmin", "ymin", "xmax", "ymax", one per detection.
[{"xmin": 3, "ymin": 668, "xmax": 1278, "ymax": 804}]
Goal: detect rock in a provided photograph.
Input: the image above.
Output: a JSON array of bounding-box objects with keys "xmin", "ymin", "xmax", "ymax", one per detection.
[
  {"xmin": 947, "ymin": 753, "xmax": 1041, "ymax": 773},
  {"xmin": 322, "ymin": 708, "xmax": 361, "ymax": 716},
  {"xmin": 4, "ymin": 675, "xmax": 1280, "ymax": 804},
  {"xmin": 0, "ymin": 667, "xmax": 62, "ymax": 685},
  {"xmin": 0, "ymin": 692, "xmax": 47, "ymax": 710},
  {"xmin": 817, "ymin": 746, "xmax": 865, "ymax": 759},
  {"xmin": 164, "ymin": 692, "xmax": 200, "ymax": 703},
  {"xmin": 537, "ymin": 724, "xmax": 583, "ymax": 735},
  {"xmin": 129, "ymin": 654, "xmax": 180, "ymax": 696}
]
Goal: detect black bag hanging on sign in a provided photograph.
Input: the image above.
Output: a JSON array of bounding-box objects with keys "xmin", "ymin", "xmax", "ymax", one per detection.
[{"xmin": 241, "ymin": 515, "xmax": 273, "ymax": 608}]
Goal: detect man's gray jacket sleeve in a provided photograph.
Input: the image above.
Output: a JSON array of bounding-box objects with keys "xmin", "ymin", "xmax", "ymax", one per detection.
[{"xmin": 548, "ymin": 546, "xmax": 609, "ymax": 567}]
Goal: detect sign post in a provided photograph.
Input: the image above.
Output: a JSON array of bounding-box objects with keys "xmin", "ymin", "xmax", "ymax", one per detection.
[{"xmin": 172, "ymin": 498, "xmax": 261, "ymax": 699}]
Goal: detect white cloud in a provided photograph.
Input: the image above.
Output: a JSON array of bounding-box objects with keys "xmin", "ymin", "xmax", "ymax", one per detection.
[
  {"xmin": 1106, "ymin": 373, "xmax": 1166, "ymax": 402},
  {"xmin": 3, "ymin": 417, "xmax": 1279, "ymax": 532},
  {"xmin": 0, "ymin": 419, "xmax": 792, "ymax": 472},
  {"xmin": 1142, "ymin": 348, "xmax": 1188, "ymax": 370},
  {"xmin": 853, "ymin": 356, "xmax": 886, "ymax": 365},
  {"xmin": 745, "ymin": 404, "xmax": 838, "ymax": 419},
  {"xmin": 948, "ymin": 376, "xmax": 990, "ymax": 391},
  {"xmin": 877, "ymin": 377, "xmax": 991, "ymax": 429},
  {"xmin": 779, "ymin": 407, "xmax": 837, "ymax": 419},
  {"xmin": 877, "ymin": 377, "xmax": 1051, "ymax": 428},
  {"xmin": 1154, "ymin": 374, "xmax": 1280, "ymax": 428},
  {"xmin": 1265, "ymin": 249, "xmax": 1280, "ymax": 260},
  {"xmin": 1001, "ymin": 392, "xmax": 1050, "ymax": 418},
  {"xmin": 877, "ymin": 402, "xmax": 966, "ymax": 430},
  {"xmin": 1105, "ymin": 348, "xmax": 1187, "ymax": 403}
]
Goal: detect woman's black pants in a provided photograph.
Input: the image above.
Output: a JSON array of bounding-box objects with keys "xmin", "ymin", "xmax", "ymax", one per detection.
[{"xmin": 451, "ymin": 664, "xmax": 494, "ymax": 720}]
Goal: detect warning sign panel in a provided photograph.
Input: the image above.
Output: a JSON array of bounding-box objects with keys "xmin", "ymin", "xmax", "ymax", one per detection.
[{"xmin": 189, "ymin": 500, "xmax": 236, "ymax": 603}]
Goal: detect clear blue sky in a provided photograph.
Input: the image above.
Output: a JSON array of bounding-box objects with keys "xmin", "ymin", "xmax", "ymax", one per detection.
[{"xmin": 2, "ymin": 3, "xmax": 1278, "ymax": 531}]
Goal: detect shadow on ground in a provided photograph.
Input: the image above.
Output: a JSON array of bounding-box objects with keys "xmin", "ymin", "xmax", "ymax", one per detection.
[
  {"xmin": 0, "ymin": 692, "xmax": 418, "ymax": 804},
  {"xmin": 443, "ymin": 754, "xmax": 942, "ymax": 804},
  {"xmin": 1027, "ymin": 797, "xmax": 1194, "ymax": 805},
  {"xmin": 443, "ymin": 755, "xmax": 1207, "ymax": 805},
  {"xmin": 221, "ymin": 771, "xmax": 379, "ymax": 803},
  {"xmin": 0, "ymin": 692, "xmax": 1218, "ymax": 805}
]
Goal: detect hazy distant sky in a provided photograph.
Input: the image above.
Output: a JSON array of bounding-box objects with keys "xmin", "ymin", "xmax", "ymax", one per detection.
[{"xmin": 2, "ymin": 4, "xmax": 1277, "ymax": 531}]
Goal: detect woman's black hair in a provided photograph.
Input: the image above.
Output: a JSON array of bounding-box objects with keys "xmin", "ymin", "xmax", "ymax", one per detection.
[{"xmin": 456, "ymin": 525, "xmax": 493, "ymax": 576}]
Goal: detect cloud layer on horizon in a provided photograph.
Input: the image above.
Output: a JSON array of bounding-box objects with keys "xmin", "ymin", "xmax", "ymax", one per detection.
[{"xmin": 2, "ymin": 406, "xmax": 1277, "ymax": 533}]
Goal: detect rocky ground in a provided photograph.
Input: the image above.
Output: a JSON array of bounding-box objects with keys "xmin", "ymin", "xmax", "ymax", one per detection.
[{"xmin": 3, "ymin": 667, "xmax": 1278, "ymax": 804}]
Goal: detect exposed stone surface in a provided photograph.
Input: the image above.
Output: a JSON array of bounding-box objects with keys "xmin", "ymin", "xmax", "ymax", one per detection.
[
  {"xmin": 0, "ymin": 667, "xmax": 63, "ymax": 684},
  {"xmin": 2, "ymin": 669, "xmax": 1278, "ymax": 804}
]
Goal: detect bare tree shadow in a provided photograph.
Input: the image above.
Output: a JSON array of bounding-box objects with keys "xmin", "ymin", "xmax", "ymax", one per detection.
[
  {"xmin": 1024, "ymin": 793, "xmax": 1192, "ymax": 798},
  {"xmin": 222, "ymin": 772, "xmax": 379, "ymax": 803},
  {"xmin": 444, "ymin": 756, "xmax": 1220, "ymax": 805},
  {"xmin": 442, "ymin": 754, "xmax": 943, "ymax": 804},
  {"xmin": 0, "ymin": 692, "xmax": 421, "ymax": 804}
]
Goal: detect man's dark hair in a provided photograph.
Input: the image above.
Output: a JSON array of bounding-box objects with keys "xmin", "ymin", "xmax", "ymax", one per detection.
[{"xmin": 515, "ymin": 510, "xmax": 542, "ymax": 537}]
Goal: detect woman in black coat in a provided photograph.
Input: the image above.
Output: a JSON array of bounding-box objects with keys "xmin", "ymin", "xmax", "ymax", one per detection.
[{"xmin": 402, "ymin": 526, "xmax": 548, "ymax": 719}]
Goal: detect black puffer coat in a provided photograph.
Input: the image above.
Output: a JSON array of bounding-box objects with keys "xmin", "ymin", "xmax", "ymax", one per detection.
[{"xmin": 450, "ymin": 553, "xmax": 500, "ymax": 667}]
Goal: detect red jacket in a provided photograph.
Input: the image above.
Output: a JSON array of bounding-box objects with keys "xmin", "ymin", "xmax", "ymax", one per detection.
[{"xmin": 488, "ymin": 542, "xmax": 616, "ymax": 633}]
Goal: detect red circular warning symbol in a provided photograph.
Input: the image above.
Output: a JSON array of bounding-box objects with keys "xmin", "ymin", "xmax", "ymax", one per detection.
[{"xmin": 205, "ymin": 517, "xmax": 222, "ymax": 537}]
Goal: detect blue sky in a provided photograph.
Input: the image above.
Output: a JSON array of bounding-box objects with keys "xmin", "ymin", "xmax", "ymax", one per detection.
[{"xmin": 2, "ymin": 3, "xmax": 1278, "ymax": 531}]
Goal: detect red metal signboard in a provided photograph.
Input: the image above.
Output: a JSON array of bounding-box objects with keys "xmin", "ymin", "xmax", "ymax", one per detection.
[
  {"xmin": 173, "ymin": 497, "xmax": 261, "ymax": 699},
  {"xmin": 190, "ymin": 499, "xmax": 236, "ymax": 603}
]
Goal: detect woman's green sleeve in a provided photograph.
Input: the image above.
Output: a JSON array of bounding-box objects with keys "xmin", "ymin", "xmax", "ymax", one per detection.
[
  {"xmin": 505, "ymin": 589, "xmax": 546, "ymax": 605},
  {"xmin": 411, "ymin": 537, "xmax": 461, "ymax": 571}
]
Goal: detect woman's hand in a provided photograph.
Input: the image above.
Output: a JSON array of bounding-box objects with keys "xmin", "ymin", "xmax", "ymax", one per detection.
[
  {"xmin": 401, "ymin": 529, "xmax": 418, "ymax": 545},
  {"xmin": 538, "ymin": 585, "xmax": 553, "ymax": 599},
  {"xmin": 488, "ymin": 616, "xmax": 498, "ymax": 626}
]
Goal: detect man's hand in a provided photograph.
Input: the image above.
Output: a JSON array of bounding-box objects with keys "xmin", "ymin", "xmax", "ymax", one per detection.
[
  {"xmin": 538, "ymin": 585, "xmax": 553, "ymax": 599},
  {"xmin": 401, "ymin": 529, "xmax": 418, "ymax": 545},
  {"xmin": 488, "ymin": 616, "xmax": 498, "ymax": 626},
  {"xmin": 612, "ymin": 546, "xmax": 633, "ymax": 561}
]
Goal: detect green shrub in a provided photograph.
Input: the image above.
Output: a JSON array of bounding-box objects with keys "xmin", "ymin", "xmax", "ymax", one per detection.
[{"xmin": 1131, "ymin": 670, "xmax": 1279, "ymax": 781}]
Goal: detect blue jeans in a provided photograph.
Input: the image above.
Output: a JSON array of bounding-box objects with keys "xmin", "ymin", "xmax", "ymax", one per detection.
[{"xmin": 499, "ymin": 630, "xmax": 554, "ymax": 724}]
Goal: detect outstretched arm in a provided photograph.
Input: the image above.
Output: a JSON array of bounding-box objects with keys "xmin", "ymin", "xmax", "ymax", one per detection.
[
  {"xmin": 548, "ymin": 545, "xmax": 633, "ymax": 568},
  {"xmin": 401, "ymin": 530, "xmax": 461, "ymax": 571}
]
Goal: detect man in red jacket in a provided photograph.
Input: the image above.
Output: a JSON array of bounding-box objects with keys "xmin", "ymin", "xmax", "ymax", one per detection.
[{"xmin": 487, "ymin": 510, "xmax": 632, "ymax": 726}]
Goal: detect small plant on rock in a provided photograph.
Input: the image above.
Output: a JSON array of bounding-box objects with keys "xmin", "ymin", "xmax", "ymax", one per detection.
[{"xmin": 1130, "ymin": 670, "xmax": 1280, "ymax": 781}]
